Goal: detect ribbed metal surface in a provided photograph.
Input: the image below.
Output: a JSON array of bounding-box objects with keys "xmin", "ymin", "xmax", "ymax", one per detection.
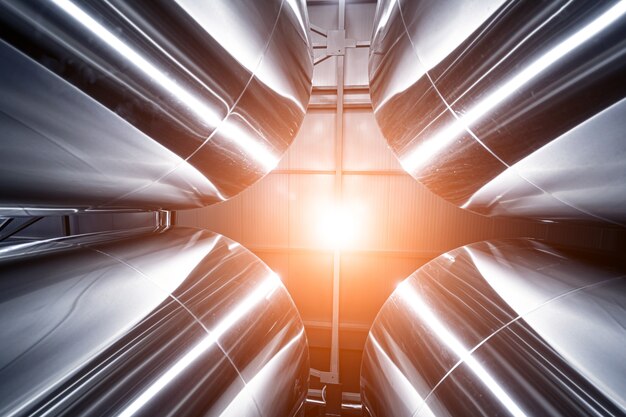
[{"xmin": 0, "ymin": 0, "xmax": 313, "ymax": 213}]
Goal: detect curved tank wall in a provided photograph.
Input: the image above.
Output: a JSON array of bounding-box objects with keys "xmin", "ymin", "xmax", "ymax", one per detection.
[
  {"xmin": 0, "ymin": 226, "xmax": 309, "ymax": 417},
  {"xmin": 0, "ymin": 0, "xmax": 313, "ymax": 214},
  {"xmin": 361, "ymin": 239, "xmax": 626, "ymax": 417},
  {"xmin": 369, "ymin": 0, "xmax": 626, "ymax": 225}
]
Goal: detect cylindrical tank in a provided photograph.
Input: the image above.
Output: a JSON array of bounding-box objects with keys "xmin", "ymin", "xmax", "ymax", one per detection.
[
  {"xmin": 0, "ymin": 226, "xmax": 309, "ymax": 417},
  {"xmin": 361, "ymin": 239, "xmax": 626, "ymax": 417},
  {"xmin": 0, "ymin": 0, "xmax": 313, "ymax": 214},
  {"xmin": 369, "ymin": 0, "xmax": 626, "ymax": 225}
]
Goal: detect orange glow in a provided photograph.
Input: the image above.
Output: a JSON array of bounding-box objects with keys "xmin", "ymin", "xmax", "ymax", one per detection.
[{"xmin": 315, "ymin": 202, "xmax": 365, "ymax": 250}]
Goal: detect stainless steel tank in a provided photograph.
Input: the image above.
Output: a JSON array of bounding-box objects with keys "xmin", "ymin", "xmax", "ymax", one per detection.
[
  {"xmin": 361, "ymin": 239, "xmax": 626, "ymax": 417},
  {"xmin": 369, "ymin": 0, "xmax": 626, "ymax": 225},
  {"xmin": 0, "ymin": 226, "xmax": 309, "ymax": 416},
  {"xmin": 0, "ymin": 0, "xmax": 313, "ymax": 214}
]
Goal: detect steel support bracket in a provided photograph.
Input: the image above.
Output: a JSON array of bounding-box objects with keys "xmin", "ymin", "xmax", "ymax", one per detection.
[
  {"xmin": 310, "ymin": 368, "xmax": 339, "ymax": 384},
  {"xmin": 326, "ymin": 30, "xmax": 346, "ymax": 55}
]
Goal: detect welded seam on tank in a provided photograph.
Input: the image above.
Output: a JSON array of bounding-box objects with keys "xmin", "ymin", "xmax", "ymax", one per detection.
[
  {"xmin": 452, "ymin": 1, "xmax": 626, "ymax": 227},
  {"xmin": 87, "ymin": 248, "xmax": 216, "ymax": 335},
  {"xmin": 441, "ymin": 1, "xmax": 573, "ymax": 115},
  {"xmin": 393, "ymin": 0, "xmax": 624, "ymax": 226},
  {"xmin": 393, "ymin": 0, "xmax": 509, "ymax": 167},
  {"xmin": 90, "ymin": 246, "xmax": 269, "ymax": 417},
  {"xmin": 86, "ymin": 247, "xmax": 257, "ymax": 381},
  {"xmin": 394, "ymin": 0, "xmax": 568, "ymax": 167},
  {"xmin": 462, "ymin": 164, "xmax": 626, "ymax": 227},
  {"xmin": 89, "ymin": 242, "xmax": 285, "ymax": 417},
  {"xmin": 459, "ymin": 100, "xmax": 626, "ymax": 226},
  {"xmin": 96, "ymin": 0, "xmax": 302, "ymax": 208},
  {"xmin": 371, "ymin": 0, "xmax": 512, "ymax": 115},
  {"xmin": 410, "ymin": 271, "xmax": 626, "ymax": 417},
  {"xmin": 101, "ymin": 0, "xmax": 229, "ymax": 111}
]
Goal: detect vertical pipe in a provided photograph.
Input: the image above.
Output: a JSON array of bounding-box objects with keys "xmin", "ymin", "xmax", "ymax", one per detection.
[{"xmin": 330, "ymin": 0, "xmax": 346, "ymax": 382}]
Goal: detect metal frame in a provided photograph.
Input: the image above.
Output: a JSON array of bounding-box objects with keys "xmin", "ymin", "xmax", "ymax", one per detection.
[
  {"xmin": 271, "ymin": 169, "xmax": 406, "ymax": 176},
  {"xmin": 307, "ymin": 1, "xmax": 374, "ymax": 414},
  {"xmin": 0, "ymin": 217, "xmax": 43, "ymax": 241},
  {"xmin": 0, "ymin": 210, "xmax": 171, "ymax": 243},
  {"xmin": 308, "ymin": 85, "xmax": 371, "ymax": 109}
]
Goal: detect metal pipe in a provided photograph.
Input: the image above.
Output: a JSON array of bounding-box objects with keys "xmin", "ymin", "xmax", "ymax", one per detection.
[{"xmin": 329, "ymin": 0, "xmax": 346, "ymax": 383}]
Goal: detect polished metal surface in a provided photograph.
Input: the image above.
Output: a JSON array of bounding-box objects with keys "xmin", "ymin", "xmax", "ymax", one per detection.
[
  {"xmin": 0, "ymin": 226, "xmax": 309, "ymax": 417},
  {"xmin": 0, "ymin": 0, "xmax": 313, "ymax": 213},
  {"xmin": 369, "ymin": 0, "xmax": 626, "ymax": 225},
  {"xmin": 361, "ymin": 239, "xmax": 626, "ymax": 417}
]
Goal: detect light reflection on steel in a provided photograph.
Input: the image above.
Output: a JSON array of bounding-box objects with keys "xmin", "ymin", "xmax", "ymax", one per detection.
[
  {"xmin": 0, "ymin": 0, "xmax": 313, "ymax": 213},
  {"xmin": 369, "ymin": 0, "xmax": 626, "ymax": 225},
  {"xmin": 361, "ymin": 239, "xmax": 626, "ymax": 417},
  {"xmin": 0, "ymin": 226, "xmax": 309, "ymax": 417}
]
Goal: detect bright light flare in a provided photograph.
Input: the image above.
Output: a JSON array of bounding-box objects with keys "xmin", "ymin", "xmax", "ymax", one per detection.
[{"xmin": 315, "ymin": 202, "xmax": 365, "ymax": 250}]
